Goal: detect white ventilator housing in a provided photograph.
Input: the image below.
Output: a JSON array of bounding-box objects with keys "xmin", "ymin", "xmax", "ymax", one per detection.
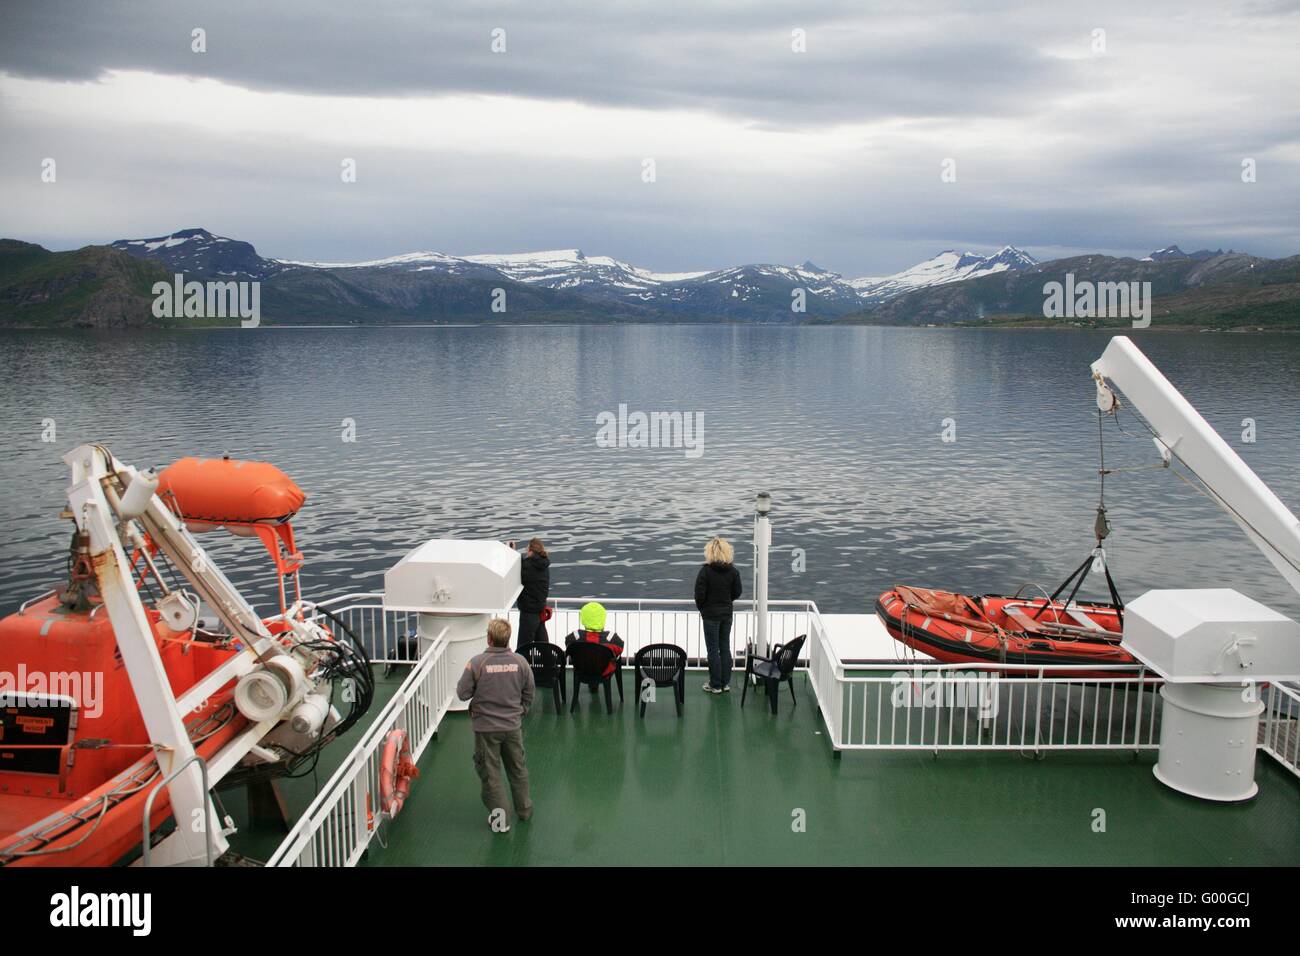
[
  {"xmin": 1125, "ymin": 590, "xmax": 1300, "ymax": 801},
  {"xmin": 384, "ymin": 540, "xmax": 522, "ymax": 711},
  {"xmin": 1124, "ymin": 590, "xmax": 1300, "ymax": 684},
  {"xmin": 1091, "ymin": 337, "xmax": 1300, "ymax": 802}
]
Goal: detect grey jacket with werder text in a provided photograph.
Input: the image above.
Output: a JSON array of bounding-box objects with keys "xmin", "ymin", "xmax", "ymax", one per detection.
[{"xmin": 455, "ymin": 646, "xmax": 536, "ymax": 732}]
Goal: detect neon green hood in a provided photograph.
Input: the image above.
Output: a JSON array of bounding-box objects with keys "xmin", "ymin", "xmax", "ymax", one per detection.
[{"xmin": 579, "ymin": 601, "xmax": 606, "ymax": 632}]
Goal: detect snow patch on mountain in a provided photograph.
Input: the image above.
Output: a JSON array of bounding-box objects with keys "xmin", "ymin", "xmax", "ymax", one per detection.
[
  {"xmin": 847, "ymin": 246, "xmax": 1037, "ymax": 303},
  {"xmin": 278, "ymin": 251, "xmax": 465, "ymax": 269},
  {"xmin": 111, "ymin": 227, "xmax": 1039, "ymax": 317},
  {"xmin": 1141, "ymin": 245, "xmax": 1227, "ymax": 262}
]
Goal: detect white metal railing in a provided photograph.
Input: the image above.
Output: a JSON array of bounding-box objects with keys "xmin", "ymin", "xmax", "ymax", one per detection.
[
  {"xmin": 532, "ymin": 596, "xmax": 813, "ymax": 665},
  {"xmin": 805, "ymin": 604, "xmax": 1166, "ymax": 752},
  {"xmin": 260, "ymin": 590, "xmax": 1299, "ymax": 866},
  {"xmin": 267, "ymin": 628, "xmax": 455, "ymax": 867},
  {"xmin": 1261, "ymin": 682, "xmax": 1300, "ymax": 780},
  {"xmin": 305, "ymin": 593, "xmax": 815, "ymax": 666},
  {"xmin": 268, "ymin": 593, "xmax": 1294, "ymax": 865},
  {"xmin": 306, "ymin": 593, "xmax": 422, "ymax": 664}
]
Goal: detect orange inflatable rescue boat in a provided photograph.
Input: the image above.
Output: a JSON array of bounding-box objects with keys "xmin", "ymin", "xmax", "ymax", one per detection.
[{"xmin": 876, "ymin": 585, "xmax": 1132, "ymax": 673}]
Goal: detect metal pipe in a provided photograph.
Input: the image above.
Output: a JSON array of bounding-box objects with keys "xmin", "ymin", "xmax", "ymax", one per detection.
[{"xmin": 753, "ymin": 492, "xmax": 772, "ymax": 658}]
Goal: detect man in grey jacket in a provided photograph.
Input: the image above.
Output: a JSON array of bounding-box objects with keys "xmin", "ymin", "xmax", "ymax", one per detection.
[{"xmin": 456, "ymin": 618, "xmax": 535, "ymax": 832}]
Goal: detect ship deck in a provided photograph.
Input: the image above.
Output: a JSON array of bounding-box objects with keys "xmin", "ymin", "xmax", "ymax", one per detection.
[{"xmin": 230, "ymin": 663, "xmax": 1300, "ymax": 867}]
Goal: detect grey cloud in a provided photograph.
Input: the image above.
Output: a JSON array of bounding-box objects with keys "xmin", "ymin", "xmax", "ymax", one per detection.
[
  {"xmin": 1, "ymin": 0, "xmax": 1298, "ymax": 272},
  {"xmin": 2, "ymin": 0, "xmax": 1087, "ymax": 125}
]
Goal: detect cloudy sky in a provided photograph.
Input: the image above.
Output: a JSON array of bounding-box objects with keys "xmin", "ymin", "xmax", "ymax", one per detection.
[{"xmin": 2, "ymin": 0, "xmax": 1298, "ymax": 276}]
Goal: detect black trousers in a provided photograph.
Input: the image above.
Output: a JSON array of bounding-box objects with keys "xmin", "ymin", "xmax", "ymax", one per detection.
[{"xmin": 516, "ymin": 612, "xmax": 548, "ymax": 649}]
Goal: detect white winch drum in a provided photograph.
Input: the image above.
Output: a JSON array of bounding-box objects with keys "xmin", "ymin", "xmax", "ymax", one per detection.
[
  {"xmin": 233, "ymin": 655, "xmax": 307, "ymax": 723},
  {"xmin": 418, "ymin": 612, "xmax": 491, "ymax": 712},
  {"xmin": 1153, "ymin": 682, "xmax": 1263, "ymax": 802}
]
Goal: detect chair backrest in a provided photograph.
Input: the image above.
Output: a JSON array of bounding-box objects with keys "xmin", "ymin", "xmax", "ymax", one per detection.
[
  {"xmin": 774, "ymin": 634, "xmax": 807, "ymax": 676},
  {"xmin": 566, "ymin": 640, "xmax": 616, "ymax": 681},
  {"xmin": 518, "ymin": 641, "xmax": 564, "ymax": 681},
  {"xmin": 634, "ymin": 643, "xmax": 686, "ymax": 683}
]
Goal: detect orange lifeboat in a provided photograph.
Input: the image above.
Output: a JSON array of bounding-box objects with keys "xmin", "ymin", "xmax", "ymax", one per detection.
[
  {"xmin": 157, "ymin": 456, "xmax": 305, "ymax": 528},
  {"xmin": 157, "ymin": 457, "xmax": 307, "ymax": 614},
  {"xmin": 876, "ymin": 585, "xmax": 1133, "ymax": 676},
  {"xmin": 0, "ymin": 594, "xmax": 247, "ymax": 866}
]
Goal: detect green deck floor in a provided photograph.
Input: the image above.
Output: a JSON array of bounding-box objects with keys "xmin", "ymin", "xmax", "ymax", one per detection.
[{"xmin": 226, "ymin": 668, "xmax": 1300, "ymax": 866}]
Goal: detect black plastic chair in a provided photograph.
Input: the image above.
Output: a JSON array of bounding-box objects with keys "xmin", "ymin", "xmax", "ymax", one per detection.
[
  {"xmin": 741, "ymin": 634, "xmax": 806, "ymax": 715},
  {"xmin": 518, "ymin": 641, "xmax": 567, "ymax": 714},
  {"xmin": 566, "ymin": 641, "xmax": 624, "ymax": 714},
  {"xmin": 633, "ymin": 643, "xmax": 686, "ymax": 718}
]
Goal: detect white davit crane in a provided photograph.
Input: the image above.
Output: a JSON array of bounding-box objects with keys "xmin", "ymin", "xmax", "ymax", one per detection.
[
  {"xmin": 65, "ymin": 444, "xmax": 353, "ymax": 864},
  {"xmin": 1091, "ymin": 335, "xmax": 1300, "ymax": 596},
  {"xmin": 1090, "ymin": 336, "xmax": 1300, "ymax": 802}
]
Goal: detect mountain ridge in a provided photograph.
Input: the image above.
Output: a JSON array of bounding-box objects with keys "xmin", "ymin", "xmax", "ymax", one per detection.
[
  {"xmin": 838, "ymin": 251, "xmax": 1300, "ymax": 329},
  {"xmin": 4, "ymin": 228, "xmax": 1296, "ymax": 329},
  {"xmin": 105, "ymin": 227, "xmax": 1041, "ymax": 321}
]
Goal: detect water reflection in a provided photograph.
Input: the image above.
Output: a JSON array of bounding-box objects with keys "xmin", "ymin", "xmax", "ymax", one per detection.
[{"xmin": 0, "ymin": 326, "xmax": 1296, "ymax": 620}]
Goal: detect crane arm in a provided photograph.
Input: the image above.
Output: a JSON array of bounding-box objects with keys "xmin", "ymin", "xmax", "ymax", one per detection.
[{"xmin": 1091, "ymin": 336, "xmax": 1300, "ymax": 596}]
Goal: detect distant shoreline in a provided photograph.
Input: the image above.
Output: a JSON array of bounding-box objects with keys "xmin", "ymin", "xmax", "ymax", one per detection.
[{"xmin": 2, "ymin": 321, "xmax": 1296, "ymax": 334}]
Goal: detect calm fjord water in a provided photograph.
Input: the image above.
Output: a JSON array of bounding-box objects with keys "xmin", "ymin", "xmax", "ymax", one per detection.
[{"xmin": 1, "ymin": 326, "xmax": 1297, "ymax": 620}]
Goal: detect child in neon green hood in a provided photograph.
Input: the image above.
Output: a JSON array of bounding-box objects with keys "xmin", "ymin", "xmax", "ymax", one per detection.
[
  {"xmin": 566, "ymin": 601, "xmax": 624, "ymax": 682},
  {"xmin": 579, "ymin": 601, "xmax": 606, "ymax": 632}
]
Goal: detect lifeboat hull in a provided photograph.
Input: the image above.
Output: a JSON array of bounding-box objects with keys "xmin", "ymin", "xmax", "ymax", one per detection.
[
  {"xmin": 0, "ymin": 595, "xmax": 246, "ymax": 866},
  {"xmin": 875, "ymin": 586, "xmax": 1135, "ymax": 677}
]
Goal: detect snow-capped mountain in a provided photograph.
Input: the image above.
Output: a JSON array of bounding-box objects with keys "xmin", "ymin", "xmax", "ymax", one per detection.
[
  {"xmin": 277, "ymin": 247, "xmax": 708, "ymax": 292},
  {"xmin": 111, "ymin": 228, "xmax": 290, "ymax": 280},
  {"xmin": 847, "ymin": 246, "xmax": 1037, "ymax": 304},
  {"xmin": 462, "ymin": 249, "xmax": 708, "ymax": 292},
  {"xmin": 1141, "ymin": 245, "xmax": 1226, "ymax": 262},
  {"xmin": 109, "ymin": 228, "xmax": 1040, "ymax": 322},
  {"xmin": 276, "ymin": 249, "xmax": 509, "ymax": 281}
]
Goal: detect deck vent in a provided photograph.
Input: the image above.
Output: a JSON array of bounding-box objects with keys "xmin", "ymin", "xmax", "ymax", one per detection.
[{"xmin": 1123, "ymin": 588, "xmax": 1300, "ymax": 801}]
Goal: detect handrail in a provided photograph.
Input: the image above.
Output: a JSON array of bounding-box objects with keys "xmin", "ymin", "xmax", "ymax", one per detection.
[
  {"xmin": 274, "ymin": 591, "xmax": 1289, "ymax": 771},
  {"xmin": 1260, "ymin": 681, "xmax": 1300, "ymax": 780},
  {"xmin": 141, "ymin": 754, "xmax": 215, "ymax": 867},
  {"xmin": 268, "ymin": 626, "xmax": 452, "ymax": 866},
  {"xmin": 835, "ymin": 662, "xmax": 1155, "ymax": 675},
  {"xmin": 308, "ymin": 592, "xmax": 818, "ymax": 612},
  {"xmin": 18, "ymin": 589, "xmax": 57, "ymax": 614}
]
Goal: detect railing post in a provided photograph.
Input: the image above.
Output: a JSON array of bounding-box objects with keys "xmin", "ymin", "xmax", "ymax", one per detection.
[
  {"xmin": 1033, "ymin": 669, "xmax": 1044, "ymax": 756},
  {"xmin": 1134, "ymin": 667, "xmax": 1146, "ymax": 753},
  {"xmin": 753, "ymin": 493, "xmax": 772, "ymax": 658}
]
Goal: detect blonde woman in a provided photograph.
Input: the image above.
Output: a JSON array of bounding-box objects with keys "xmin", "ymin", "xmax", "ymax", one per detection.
[{"xmin": 694, "ymin": 537, "xmax": 743, "ymax": 694}]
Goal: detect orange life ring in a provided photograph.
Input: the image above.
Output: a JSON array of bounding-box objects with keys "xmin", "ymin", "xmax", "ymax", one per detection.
[{"xmin": 379, "ymin": 728, "xmax": 420, "ymax": 817}]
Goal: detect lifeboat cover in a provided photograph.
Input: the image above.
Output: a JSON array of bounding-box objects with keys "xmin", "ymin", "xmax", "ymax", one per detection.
[{"xmin": 157, "ymin": 457, "xmax": 305, "ymax": 525}]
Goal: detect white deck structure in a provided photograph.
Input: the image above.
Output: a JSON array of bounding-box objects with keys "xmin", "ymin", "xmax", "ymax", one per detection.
[{"xmin": 821, "ymin": 612, "xmax": 930, "ymax": 662}]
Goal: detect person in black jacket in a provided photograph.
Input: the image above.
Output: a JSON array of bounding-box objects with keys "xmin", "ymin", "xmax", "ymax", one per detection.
[
  {"xmin": 694, "ymin": 536, "xmax": 742, "ymax": 694},
  {"xmin": 513, "ymin": 538, "xmax": 551, "ymax": 650}
]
